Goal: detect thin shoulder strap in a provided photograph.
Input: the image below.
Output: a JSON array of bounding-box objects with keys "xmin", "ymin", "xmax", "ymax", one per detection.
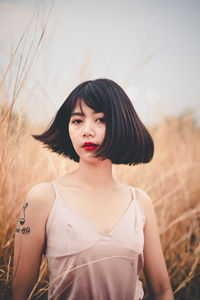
[
  {"xmin": 51, "ymin": 181, "xmax": 59, "ymax": 198},
  {"xmin": 130, "ymin": 186, "xmax": 136, "ymax": 202}
]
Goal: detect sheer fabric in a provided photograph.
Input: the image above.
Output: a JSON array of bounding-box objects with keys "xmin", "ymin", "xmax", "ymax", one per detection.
[{"xmin": 44, "ymin": 182, "xmax": 145, "ymax": 300}]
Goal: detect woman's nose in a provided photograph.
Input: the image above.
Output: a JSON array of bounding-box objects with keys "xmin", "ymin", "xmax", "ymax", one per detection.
[{"xmin": 82, "ymin": 121, "xmax": 95, "ymax": 137}]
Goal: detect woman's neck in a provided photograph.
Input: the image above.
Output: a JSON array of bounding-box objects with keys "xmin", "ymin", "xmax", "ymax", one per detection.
[{"xmin": 74, "ymin": 158, "xmax": 116, "ymax": 190}]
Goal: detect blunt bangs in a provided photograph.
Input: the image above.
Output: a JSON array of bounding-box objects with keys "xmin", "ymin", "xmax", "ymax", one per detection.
[{"xmin": 32, "ymin": 78, "xmax": 154, "ymax": 165}]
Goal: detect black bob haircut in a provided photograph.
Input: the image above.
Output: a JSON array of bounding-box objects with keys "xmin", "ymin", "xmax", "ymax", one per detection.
[{"xmin": 32, "ymin": 78, "xmax": 154, "ymax": 165}]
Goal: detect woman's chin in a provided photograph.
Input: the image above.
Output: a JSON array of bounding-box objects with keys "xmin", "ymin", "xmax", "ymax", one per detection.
[{"xmin": 79, "ymin": 154, "xmax": 105, "ymax": 164}]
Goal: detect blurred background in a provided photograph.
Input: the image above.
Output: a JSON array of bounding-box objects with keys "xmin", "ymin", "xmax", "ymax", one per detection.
[
  {"xmin": 0, "ymin": 1, "xmax": 200, "ymax": 299},
  {"xmin": 0, "ymin": 0, "xmax": 200, "ymax": 126}
]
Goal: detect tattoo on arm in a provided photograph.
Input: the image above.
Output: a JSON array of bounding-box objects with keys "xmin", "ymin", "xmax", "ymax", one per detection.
[
  {"xmin": 16, "ymin": 226, "xmax": 30, "ymax": 234},
  {"xmin": 16, "ymin": 202, "xmax": 31, "ymax": 235},
  {"xmin": 19, "ymin": 202, "xmax": 28, "ymax": 225},
  {"xmin": 21, "ymin": 227, "xmax": 30, "ymax": 234}
]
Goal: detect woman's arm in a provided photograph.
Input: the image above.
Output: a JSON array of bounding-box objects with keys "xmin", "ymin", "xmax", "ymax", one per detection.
[
  {"xmin": 136, "ymin": 188, "xmax": 174, "ymax": 300},
  {"xmin": 12, "ymin": 183, "xmax": 54, "ymax": 300}
]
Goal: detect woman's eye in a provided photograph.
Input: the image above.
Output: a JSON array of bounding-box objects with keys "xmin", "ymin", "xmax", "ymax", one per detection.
[
  {"xmin": 72, "ymin": 119, "xmax": 82, "ymax": 124},
  {"xmin": 97, "ymin": 118, "xmax": 105, "ymax": 123}
]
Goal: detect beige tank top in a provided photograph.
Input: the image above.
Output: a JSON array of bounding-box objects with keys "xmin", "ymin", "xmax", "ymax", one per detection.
[{"xmin": 44, "ymin": 181, "xmax": 145, "ymax": 300}]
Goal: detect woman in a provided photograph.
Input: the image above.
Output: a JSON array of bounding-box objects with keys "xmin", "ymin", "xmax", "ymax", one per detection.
[{"xmin": 12, "ymin": 79, "xmax": 174, "ymax": 299}]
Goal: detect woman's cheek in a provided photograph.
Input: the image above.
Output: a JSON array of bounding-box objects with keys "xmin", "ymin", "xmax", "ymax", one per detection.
[{"xmin": 73, "ymin": 133, "xmax": 80, "ymax": 153}]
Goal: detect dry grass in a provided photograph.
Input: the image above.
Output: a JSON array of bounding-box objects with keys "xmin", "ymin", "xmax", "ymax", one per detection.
[
  {"xmin": 0, "ymin": 99, "xmax": 200, "ymax": 299},
  {"xmin": 1, "ymin": 2, "xmax": 199, "ymax": 298},
  {"xmin": 0, "ymin": 15, "xmax": 199, "ymax": 296}
]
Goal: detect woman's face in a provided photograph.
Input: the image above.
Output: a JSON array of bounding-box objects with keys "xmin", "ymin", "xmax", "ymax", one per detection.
[{"xmin": 68, "ymin": 100, "xmax": 106, "ymax": 162}]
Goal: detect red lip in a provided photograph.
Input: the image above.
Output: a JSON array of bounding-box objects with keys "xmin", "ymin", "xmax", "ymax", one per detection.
[
  {"xmin": 82, "ymin": 142, "xmax": 98, "ymax": 151},
  {"xmin": 82, "ymin": 142, "xmax": 98, "ymax": 147}
]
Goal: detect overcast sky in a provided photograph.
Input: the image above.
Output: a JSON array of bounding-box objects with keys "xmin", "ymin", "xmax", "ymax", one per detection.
[{"xmin": 0, "ymin": 0, "xmax": 200, "ymax": 126}]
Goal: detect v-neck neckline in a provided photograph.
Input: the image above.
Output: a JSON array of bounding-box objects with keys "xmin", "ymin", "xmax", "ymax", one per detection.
[{"xmin": 53, "ymin": 182, "xmax": 135, "ymax": 236}]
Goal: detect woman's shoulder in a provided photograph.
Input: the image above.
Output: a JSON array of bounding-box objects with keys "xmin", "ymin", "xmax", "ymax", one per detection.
[
  {"xmin": 119, "ymin": 182, "xmax": 153, "ymax": 208},
  {"xmin": 25, "ymin": 181, "xmax": 56, "ymax": 213},
  {"xmin": 27, "ymin": 181, "xmax": 55, "ymax": 197},
  {"xmin": 134, "ymin": 187, "xmax": 154, "ymax": 213}
]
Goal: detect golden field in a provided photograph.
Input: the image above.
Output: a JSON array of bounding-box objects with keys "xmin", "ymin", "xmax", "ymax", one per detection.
[
  {"xmin": 1, "ymin": 2, "xmax": 200, "ymax": 298},
  {"xmin": 0, "ymin": 100, "xmax": 199, "ymax": 299}
]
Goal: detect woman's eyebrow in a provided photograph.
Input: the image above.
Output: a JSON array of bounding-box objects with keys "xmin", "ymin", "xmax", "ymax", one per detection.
[{"xmin": 71, "ymin": 111, "xmax": 104, "ymax": 116}]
